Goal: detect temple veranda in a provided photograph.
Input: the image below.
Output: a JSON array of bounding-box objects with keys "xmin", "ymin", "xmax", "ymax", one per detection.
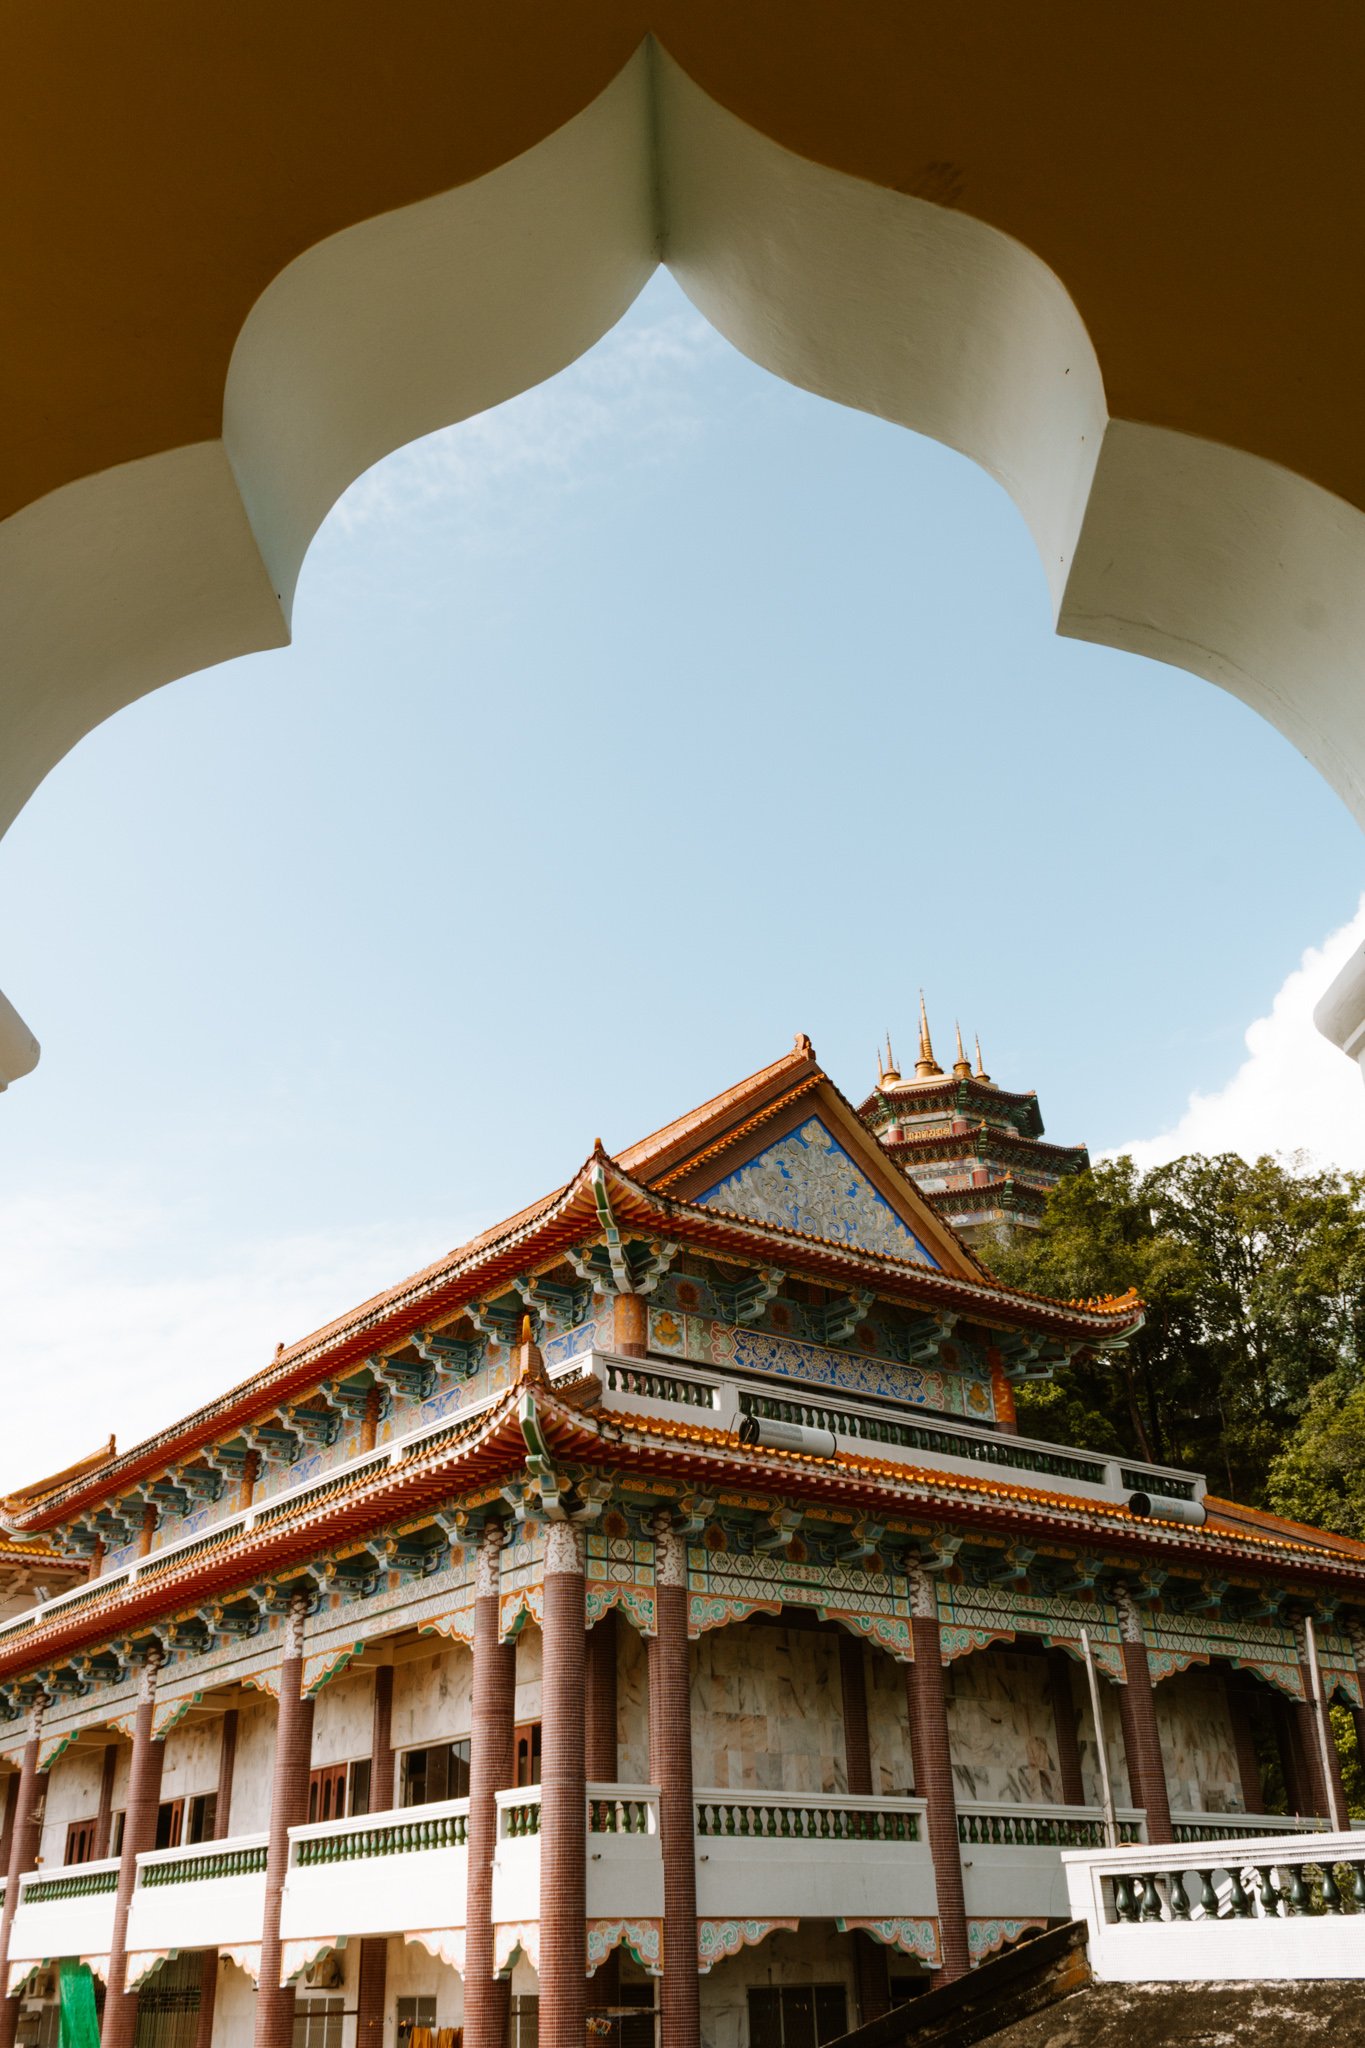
[{"xmin": 0, "ymin": 1040, "xmax": 1361, "ymax": 2048}]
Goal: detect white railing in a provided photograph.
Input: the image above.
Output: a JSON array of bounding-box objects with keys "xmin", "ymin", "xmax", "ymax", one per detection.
[
  {"xmin": 692, "ymin": 1789, "xmax": 932, "ymax": 1924},
  {"xmin": 281, "ymin": 1798, "xmax": 472, "ymax": 1947},
  {"xmin": 8, "ymin": 1856, "xmax": 120, "ymax": 1967},
  {"xmin": 1064, "ymin": 1829, "xmax": 1365, "ymax": 1982},
  {"xmin": 288, "ymin": 1797, "xmax": 469, "ymax": 1865},
  {"xmin": 588, "ymin": 1352, "xmax": 1203, "ymax": 1513},
  {"xmin": 127, "ymin": 1833, "xmax": 268, "ymax": 1961},
  {"xmin": 1171, "ymin": 1809, "xmax": 1332, "ymax": 1842},
  {"xmin": 694, "ymin": 1788, "xmax": 924, "ymax": 1843}
]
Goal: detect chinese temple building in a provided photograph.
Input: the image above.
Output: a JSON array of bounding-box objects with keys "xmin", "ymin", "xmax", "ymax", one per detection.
[
  {"xmin": 859, "ymin": 1002, "xmax": 1090, "ymax": 1246},
  {"xmin": 0, "ymin": 1038, "xmax": 1360, "ymax": 2048}
]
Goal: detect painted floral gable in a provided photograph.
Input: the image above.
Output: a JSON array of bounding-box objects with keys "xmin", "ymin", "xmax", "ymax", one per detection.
[{"xmin": 696, "ymin": 1117, "xmax": 938, "ymax": 1267}]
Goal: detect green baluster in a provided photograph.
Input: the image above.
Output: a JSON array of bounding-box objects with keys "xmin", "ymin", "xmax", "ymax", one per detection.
[
  {"xmin": 1225, "ymin": 1865, "xmax": 1252, "ymax": 1919},
  {"xmin": 1253, "ymin": 1866, "xmax": 1279, "ymax": 1916},
  {"xmin": 1168, "ymin": 1870, "xmax": 1191, "ymax": 1921},
  {"xmin": 1284, "ymin": 1863, "xmax": 1309, "ymax": 1916},
  {"xmin": 1319, "ymin": 1861, "xmax": 1343, "ymax": 1914},
  {"xmin": 1112, "ymin": 1874, "xmax": 1138, "ymax": 1923},
  {"xmin": 1138, "ymin": 1872, "xmax": 1164, "ymax": 1920}
]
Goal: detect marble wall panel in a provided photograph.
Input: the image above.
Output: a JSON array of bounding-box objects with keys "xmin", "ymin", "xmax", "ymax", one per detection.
[
  {"xmin": 515, "ymin": 1626, "xmax": 542, "ymax": 1727},
  {"xmin": 866, "ymin": 1650, "xmax": 916, "ymax": 1798},
  {"xmin": 690, "ymin": 1625, "xmax": 846, "ymax": 1794},
  {"xmin": 392, "ymin": 1647, "xmax": 472, "ymax": 1752},
  {"xmin": 617, "ymin": 1618, "xmax": 650, "ymax": 1785},
  {"xmin": 944, "ymin": 1650, "xmax": 1062, "ymax": 1805},
  {"xmin": 38, "ymin": 1744, "xmax": 106, "ymax": 1864},
  {"xmin": 1154, "ymin": 1667, "xmax": 1243, "ymax": 1814},
  {"xmin": 160, "ymin": 1714, "xmax": 229, "ymax": 1800},
  {"xmin": 310, "ymin": 1670, "xmax": 375, "ymax": 1769},
  {"xmin": 698, "ymin": 1924, "xmax": 858, "ymax": 2048},
  {"xmin": 229, "ymin": 1697, "xmax": 278, "ymax": 1833}
]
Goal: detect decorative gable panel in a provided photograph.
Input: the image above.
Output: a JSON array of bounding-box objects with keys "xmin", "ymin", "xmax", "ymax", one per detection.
[{"xmin": 696, "ymin": 1117, "xmax": 938, "ymax": 1267}]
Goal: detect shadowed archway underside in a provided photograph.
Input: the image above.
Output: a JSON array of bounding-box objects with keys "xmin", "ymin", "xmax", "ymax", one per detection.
[{"xmin": 5, "ymin": 8, "xmax": 1365, "ymax": 1081}]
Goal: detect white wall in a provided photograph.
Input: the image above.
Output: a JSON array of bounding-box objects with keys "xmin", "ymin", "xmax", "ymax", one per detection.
[
  {"xmin": 311, "ymin": 1672, "xmax": 375, "ymax": 1770},
  {"xmin": 391, "ymin": 1646, "xmax": 472, "ymax": 1753},
  {"xmin": 161, "ymin": 1715, "xmax": 230, "ymax": 1802},
  {"xmin": 228, "ymin": 1697, "xmax": 278, "ymax": 1834},
  {"xmin": 37, "ymin": 1744, "xmax": 109, "ymax": 1866},
  {"xmin": 698, "ymin": 1924, "xmax": 859, "ymax": 2048}
]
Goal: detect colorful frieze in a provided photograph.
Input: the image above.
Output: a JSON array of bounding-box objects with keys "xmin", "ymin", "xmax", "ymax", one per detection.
[
  {"xmin": 686, "ymin": 1546, "xmax": 915, "ymax": 1660},
  {"xmin": 649, "ymin": 1312, "xmax": 993, "ymax": 1423},
  {"xmin": 837, "ymin": 1918, "xmax": 940, "ymax": 1966},
  {"xmin": 1142, "ymin": 1610, "xmax": 1304, "ymax": 1700},
  {"xmin": 934, "ymin": 1581, "xmax": 1126, "ymax": 1682},
  {"xmin": 696, "ymin": 1117, "xmax": 939, "ymax": 1267},
  {"xmin": 587, "ymin": 1920, "xmax": 662, "ymax": 1974},
  {"xmin": 966, "ymin": 1918, "xmax": 1047, "ymax": 1963},
  {"xmin": 696, "ymin": 1919, "xmax": 799, "ymax": 1972},
  {"xmin": 499, "ymin": 1529, "xmax": 547, "ymax": 1639},
  {"xmin": 405, "ymin": 1930, "xmax": 465, "ymax": 1974},
  {"xmin": 585, "ymin": 1529, "xmax": 657, "ymax": 1636},
  {"xmin": 1317, "ymin": 1628, "xmax": 1363, "ymax": 1706}
]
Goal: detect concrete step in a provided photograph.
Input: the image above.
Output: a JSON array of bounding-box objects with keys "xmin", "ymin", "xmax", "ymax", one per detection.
[{"xmin": 976, "ymin": 1980, "xmax": 1365, "ymax": 2047}]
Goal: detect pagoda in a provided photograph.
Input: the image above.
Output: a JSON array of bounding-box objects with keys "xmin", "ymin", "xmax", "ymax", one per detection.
[{"xmin": 859, "ymin": 998, "xmax": 1089, "ymax": 1245}]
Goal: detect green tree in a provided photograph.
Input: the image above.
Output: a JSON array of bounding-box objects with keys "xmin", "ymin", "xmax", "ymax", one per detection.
[
  {"xmin": 1265, "ymin": 1373, "xmax": 1365, "ymax": 1539},
  {"xmin": 984, "ymin": 1153, "xmax": 1365, "ymax": 1506}
]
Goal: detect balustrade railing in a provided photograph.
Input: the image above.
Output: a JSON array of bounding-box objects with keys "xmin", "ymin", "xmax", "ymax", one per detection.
[
  {"xmin": 694, "ymin": 1791, "xmax": 923, "ymax": 1843},
  {"xmin": 957, "ymin": 1802, "xmax": 1143, "ymax": 1850},
  {"xmin": 587, "ymin": 1786, "xmax": 658, "ymax": 1836},
  {"xmin": 290, "ymin": 1800, "xmax": 469, "ymax": 1865},
  {"xmin": 139, "ymin": 1837, "xmax": 268, "ymax": 1886},
  {"xmin": 604, "ymin": 1362, "xmax": 718, "ymax": 1409},
  {"xmin": 1064, "ymin": 1828, "xmax": 1365, "ymax": 1981},
  {"xmin": 498, "ymin": 1790, "xmax": 543, "ymax": 1840},
  {"xmin": 21, "ymin": 1861, "xmax": 119, "ymax": 1904}
]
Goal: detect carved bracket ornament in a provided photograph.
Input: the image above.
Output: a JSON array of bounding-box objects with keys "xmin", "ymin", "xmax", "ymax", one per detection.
[{"xmin": 696, "ymin": 1920, "xmax": 799, "ymax": 1972}]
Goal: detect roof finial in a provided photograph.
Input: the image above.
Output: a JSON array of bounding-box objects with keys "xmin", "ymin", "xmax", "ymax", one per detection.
[
  {"xmin": 974, "ymin": 1033, "xmax": 992, "ymax": 1085},
  {"xmin": 514, "ymin": 1313, "xmax": 549, "ymax": 1388},
  {"xmin": 881, "ymin": 1031, "xmax": 901, "ymax": 1086},
  {"xmin": 952, "ymin": 1020, "xmax": 972, "ymax": 1080},
  {"xmin": 914, "ymin": 991, "xmax": 943, "ymax": 1079}
]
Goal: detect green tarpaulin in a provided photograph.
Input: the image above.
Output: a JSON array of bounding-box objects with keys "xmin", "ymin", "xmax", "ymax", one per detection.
[{"xmin": 58, "ymin": 1960, "xmax": 100, "ymax": 2048}]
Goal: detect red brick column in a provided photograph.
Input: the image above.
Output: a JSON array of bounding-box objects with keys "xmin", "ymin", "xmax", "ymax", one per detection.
[
  {"xmin": 1046, "ymin": 1650, "xmax": 1085, "ymax": 1807},
  {"xmin": 839, "ymin": 1636, "xmax": 889, "ymax": 2022},
  {"xmin": 356, "ymin": 1670, "xmax": 396, "ymax": 2048},
  {"xmin": 0, "ymin": 1775, "xmax": 16, "ymax": 1882},
  {"xmin": 103, "ymin": 1659, "xmax": 166, "ymax": 2048},
  {"xmin": 613, "ymin": 1293, "xmax": 647, "ymax": 1357},
  {"xmin": 466, "ymin": 1526, "xmax": 515, "ymax": 2048},
  {"xmin": 194, "ymin": 1708, "xmax": 239, "ymax": 2048},
  {"xmin": 1113, "ymin": 1590, "xmax": 1171, "ymax": 1844},
  {"xmin": 254, "ymin": 1602, "xmax": 316, "ymax": 2048},
  {"xmin": 540, "ymin": 1522, "xmax": 587, "ymax": 2048},
  {"xmin": 907, "ymin": 1606, "xmax": 969, "ymax": 1984},
  {"xmin": 585, "ymin": 1609, "xmax": 618, "ymax": 1784},
  {"xmin": 651, "ymin": 1515, "xmax": 698, "ymax": 2048},
  {"xmin": 0, "ymin": 1700, "xmax": 47, "ymax": 2048}
]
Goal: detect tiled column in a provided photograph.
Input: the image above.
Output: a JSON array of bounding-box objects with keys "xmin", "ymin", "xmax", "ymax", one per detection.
[
  {"xmin": 1046, "ymin": 1650, "xmax": 1085, "ymax": 1807},
  {"xmin": 356, "ymin": 1671, "xmax": 396, "ymax": 2048},
  {"xmin": 0, "ymin": 1775, "xmax": 16, "ymax": 1880},
  {"xmin": 0, "ymin": 1698, "xmax": 47, "ymax": 2048},
  {"xmin": 907, "ymin": 1583, "xmax": 969, "ymax": 1984},
  {"xmin": 839, "ymin": 1636, "xmax": 889, "ymax": 2022},
  {"xmin": 540, "ymin": 1522, "xmax": 587, "ymax": 2048},
  {"xmin": 650, "ymin": 1514, "xmax": 698, "ymax": 2048},
  {"xmin": 613, "ymin": 1293, "xmax": 647, "ymax": 1358},
  {"xmin": 255, "ymin": 1600, "xmax": 316, "ymax": 2048},
  {"xmin": 194, "ymin": 1709, "xmax": 239, "ymax": 2048},
  {"xmin": 103, "ymin": 1657, "xmax": 166, "ymax": 2048},
  {"xmin": 1113, "ymin": 1588, "xmax": 1172, "ymax": 1844},
  {"xmin": 466, "ymin": 1526, "xmax": 515, "ymax": 2048}
]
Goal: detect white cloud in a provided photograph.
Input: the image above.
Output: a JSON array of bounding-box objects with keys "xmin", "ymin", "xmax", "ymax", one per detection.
[
  {"xmin": 1110, "ymin": 897, "xmax": 1365, "ymax": 1173},
  {"xmin": 0, "ymin": 1182, "xmax": 463, "ymax": 1495},
  {"xmin": 330, "ymin": 294, "xmax": 723, "ymax": 538}
]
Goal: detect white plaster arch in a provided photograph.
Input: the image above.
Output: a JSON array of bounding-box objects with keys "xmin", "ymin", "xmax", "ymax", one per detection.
[{"xmin": 5, "ymin": 44, "xmax": 1365, "ymax": 1077}]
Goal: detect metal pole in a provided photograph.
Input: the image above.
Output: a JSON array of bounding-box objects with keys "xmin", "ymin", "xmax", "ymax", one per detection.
[
  {"xmin": 1303, "ymin": 1614, "xmax": 1348, "ymax": 1832},
  {"xmin": 1081, "ymin": 1629, "xmax": 1120, "ymax": 1847}
]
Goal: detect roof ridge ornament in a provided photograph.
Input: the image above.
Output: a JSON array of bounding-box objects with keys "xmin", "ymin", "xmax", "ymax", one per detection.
[{"xmin": 915, "ymin": 992, "xmax": 944, "ymax": 1079}]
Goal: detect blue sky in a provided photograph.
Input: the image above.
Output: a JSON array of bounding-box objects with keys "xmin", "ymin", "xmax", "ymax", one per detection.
[{"xmin": 2, "ymin": 272, "xmax": 1363, "ymax": 1483}]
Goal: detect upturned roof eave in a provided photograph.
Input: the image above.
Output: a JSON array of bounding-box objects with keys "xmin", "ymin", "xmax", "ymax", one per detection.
[{"xmin": 7, "ymin": 1154, "xmax": 1142, "ymax": 1535}]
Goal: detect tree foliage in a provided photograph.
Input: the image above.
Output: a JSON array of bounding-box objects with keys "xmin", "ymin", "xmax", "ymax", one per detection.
[{"xmin": 983, "ymin": 1153, "xmax": 1365, "ymax": 1515}]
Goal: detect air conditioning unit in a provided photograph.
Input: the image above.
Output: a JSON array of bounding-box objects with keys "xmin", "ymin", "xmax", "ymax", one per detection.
[{"xmin": 303, "ymin": 1953, "xmax": 344, "ymax": 1992}]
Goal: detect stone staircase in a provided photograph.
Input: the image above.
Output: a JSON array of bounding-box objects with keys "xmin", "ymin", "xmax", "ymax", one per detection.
[{"xmin": 827, "ymin": 1923, "xmax": 1365, "ymax": 2048}]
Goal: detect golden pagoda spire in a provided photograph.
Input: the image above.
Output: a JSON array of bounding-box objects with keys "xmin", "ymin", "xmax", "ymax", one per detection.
[
  {"xmin": 952, "ymin": 1020, "xmax": 972, "ymax": 1079},
  {"xmin": 881, "ymin": 1031, "xmax": 901, "ymax": 1086},
  {"xmin": 914, "ymin": 991, "xmax": 944, "ymax": 1079},
  {"xmin": 974, "ymin": 1033, "xmax": 992, "ymax": 1085}
]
